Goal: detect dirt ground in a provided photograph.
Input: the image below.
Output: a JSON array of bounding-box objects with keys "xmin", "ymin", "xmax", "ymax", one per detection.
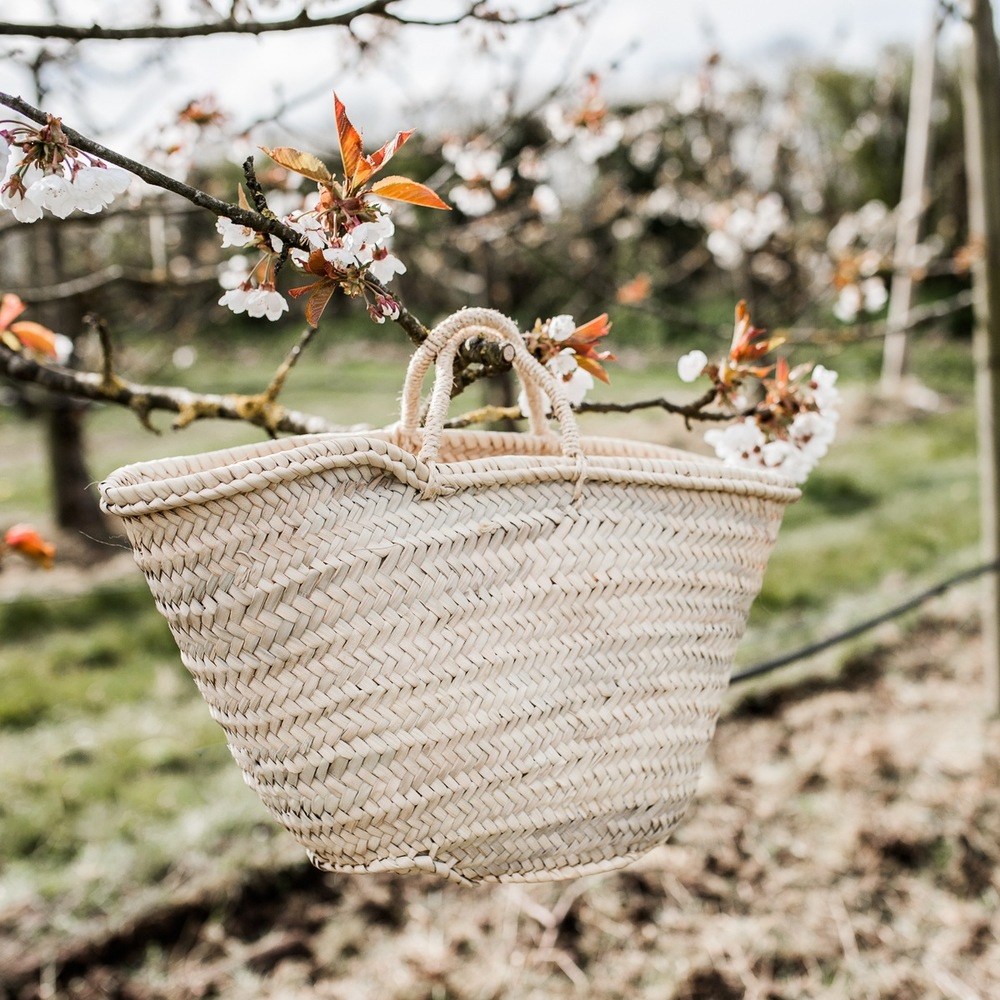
[{"xmin": 2, "ymin": 604, "xmax": 998, "ymax": 1000}]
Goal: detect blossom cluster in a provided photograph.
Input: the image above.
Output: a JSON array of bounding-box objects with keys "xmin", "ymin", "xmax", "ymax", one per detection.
[
  {"xmin": 519, "ymin": 313, "xmax": 614, "ymax": 410},
  {"xmin": 441, "ymin": 137, "xmax": 560, "ymax": 221},
  {"xmin": 0, "ymin": 116, "xmax": 130, "ymax": 222},
  {"xmin": 212, "ymin": 94, "xmax": 448, "ymax": 325},
  {"xmin": 677, "ymin": 302, "xmax": 839, "ymax": 484}
]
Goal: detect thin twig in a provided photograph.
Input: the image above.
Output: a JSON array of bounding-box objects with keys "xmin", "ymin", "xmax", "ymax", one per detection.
[
  {"xmin": 443, "ymin": 387, "xmax": 743, "ymax": 428},
  {"xmin": 0, "ymin": 1, "xmax": 586, "ymax": 41},
  {"xmin": 262, "ymin": 326, "xmax": 317, "ymax": 404},
  {"xmin": 85, "ymin": 314, "xmax": 118, "ymax": 390}
]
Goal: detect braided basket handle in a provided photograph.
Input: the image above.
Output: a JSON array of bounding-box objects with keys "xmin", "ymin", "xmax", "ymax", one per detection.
[{"xmin": 399, "ymin": 308, "xmax": 584, "ymax": 464}]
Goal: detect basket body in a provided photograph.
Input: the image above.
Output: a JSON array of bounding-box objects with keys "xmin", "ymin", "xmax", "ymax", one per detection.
[{"xmin": 101, "ymin": 426, "xmax": 797, "ymax": 883}]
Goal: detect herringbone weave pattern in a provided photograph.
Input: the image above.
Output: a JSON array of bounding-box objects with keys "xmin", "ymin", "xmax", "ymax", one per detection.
[{"xmin": 100, "ymin": 309, "xmax": 799, "ymax": 883}]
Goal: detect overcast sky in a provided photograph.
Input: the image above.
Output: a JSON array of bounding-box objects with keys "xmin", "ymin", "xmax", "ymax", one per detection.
[{"xmin": 0, "ymin": 0, "xmax": 981, "ymax": 149}]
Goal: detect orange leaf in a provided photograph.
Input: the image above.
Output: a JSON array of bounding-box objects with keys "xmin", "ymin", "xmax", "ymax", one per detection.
[
  {"xmin": 353, "ymin": 129, "xmax": 414, "ymax": 187},
  {"xmin": 334, "ymin": 93, "xmax": 364, "ymax": 185},
  {"xmin": 616, "ymin": 274, "xmax": 652, "ymax": 305},
  {"xmin": 260, "ymin": 146, "xmax": 332, "ymax": 184},
  {"xmin": 574, "ymin": 354, "xmax": 612, "ymax": 384},
  {"xmin": 571, "ymin": 313, "xmax": 611, "ymax": 345},
  {"xmin": 0, "ymin": 292, "xmax": 26, "ymax": 331},
  {"xmin": 369, "ymin": 176, "xmax": 450, "ymax": 210},
  {"xmin": 4, "ymin": 523, "xmax": 56, "ymax": 569},
  {"xmin": 9, "ymin": 320, "xmax": 60, "ymax": 358}
]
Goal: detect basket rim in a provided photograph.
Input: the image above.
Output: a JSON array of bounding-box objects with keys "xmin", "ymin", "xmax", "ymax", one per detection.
[{"xmin": 99, "ymin": 426, "xmax": 801, "ymax": 516}]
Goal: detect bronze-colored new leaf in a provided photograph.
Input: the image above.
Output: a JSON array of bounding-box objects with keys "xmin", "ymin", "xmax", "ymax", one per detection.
[
  {"xmin": 574, "ymin": 353, "xmax": 612, "ymax": 384},
  {"xmin": 304, "ymin": 279, "xmax": 338, "ymax": 327},
  {"xmin": 334, "ymin": 93, "xmax": 364, "ymax": 184},
  {"xmin": 260, "ymin": 146, "xmax": 332, "ymax": 184},
  {"xmin": 353, "ymin": 130, "xmax": 414, "ymax": 187}
]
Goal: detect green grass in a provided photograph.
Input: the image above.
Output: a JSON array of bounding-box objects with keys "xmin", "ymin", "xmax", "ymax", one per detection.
[{"xmin": 755, "ymin": 406, "xmax": 979, "ymax": 616}]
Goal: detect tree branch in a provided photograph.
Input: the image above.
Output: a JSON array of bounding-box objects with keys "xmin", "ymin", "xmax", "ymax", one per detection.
[
  {"xmin": 0, "ymin": 91, "xmax": 520, "ymax": 374},
  {"xmin": 0, "ymin": 340, "xmax": 341, "ymax": 436},
  {"xmin": 2, "ymin": 333, "xmax": 749, "ymax": 438},
  {"xmin": 444, "ymin": 388, "xmax": 749, "ymax": 428},
  {"xmin": 0, "ymin": 91, "xmax": 304, "ymax": 248},
  {"xmin": 0, "ymin": 2, "xmax": 586, "ymax": 42}
]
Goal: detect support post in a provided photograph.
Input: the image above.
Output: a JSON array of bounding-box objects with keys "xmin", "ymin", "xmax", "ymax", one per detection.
[
  {"xmin": 961, "ymin": 0, "xmax": 1000, "ymax": 715},
  {"xmin": 880, "ymin": 5, "xmax": 940, "ymax": 394}
]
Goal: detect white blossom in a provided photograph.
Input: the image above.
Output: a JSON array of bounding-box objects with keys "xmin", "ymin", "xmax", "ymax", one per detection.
[
  {"xmin": 447, "ymin": 146, "xmax": 501, "ymax": 182},
  {"xmin": 282, "ymin": 213, "xmax": 327, "ymax": 263},
  {"xmin": 24, "ymin": 174, "xmax": 77, "ymax": 218},
  {"xmin": 322, "ymin": 244, "xmax": 357, "ymax": 270},
  {"xmin": 351, "ymin": 216, "xmax": 394, "ymax": 247},
  {"xmin": 71, "ymin": 165, "xmax": 130, "ymax": 213},
  {"xmin": 547, "ymin": 315, "xmax": 576, "ymax": 342},
  {"xmin": 368, "ymin": 252, "xmax": 405, "ymax": 284},
  {"xmin": 833, "ymin": 283, "xmax": 862, "ymax": 323},
  {"xmin": 559, "ymin": 366, "xmax": 595, "ymax": 406},
  {"xmin": 1, "ymin": 183, "xmax": 43, "ymax": 223},
  {"xmin": 218, "ymin": 288, "xmax": 251, "ymax": 314},
  {"xmin": 861, "ymin": 276, "xmax": 888, "ymax": 313},
  {"xmin": 1, "ymin": 158, "xmax": 128, "ymax": 222},
  {"xmin": 574, "ymin": 121, "xmax": 623, "ymax": 163},
  {"xmin": 706, "ymin": 229, "xmax": 744, "ymax": 271},
  {"xmin": 790, "ymin": 411, "xmax": 837, "ymax": 464},
  {"xmin": 546, "ymin": 350, "xmax": 594, "ymax": 405},
  {"xmin": 216, "ymin": 216, "xmax": 256, "ymax": 249},
  {"xmin": 244, "ymin": 287, "xmax": 288, "ymax": 321},
  {"xmin": 518, "ymin": 350, "xmax": 596, "ymax": 416},
  {"xmin": 546, "ymin": 347, "xmax": 579, "ymax": 376},
  {"xmin": 677, "ymin": 349, "xmax": 708, "ymax": 383},
  {"xmin": 491, "ymin": 166, "xmax": 514, "ymax": 194},
  {"xmin": 760, "ymin": 440, "xmax": 813, "ymax": 483},
  {"xmin": 810, "ymin": 365, "xmax": 841, "ymax": 412},
  {"xmin": 705, "ymin": 420, "xmax": 766, "ymax": 465},
  {"xmin": 531, "ymin": 184, "xmax": 561, "ymax": 219},
  {"xmin": 450, "ymin": 184, "xmax": 495, "ymax": 217},
  {"xmin": 219, "ymin": 285, "xmax": 288, "ymax": 322},
  {"xmin": 51, "ymin": 333, "xmax": 74, "ymax": 364}
]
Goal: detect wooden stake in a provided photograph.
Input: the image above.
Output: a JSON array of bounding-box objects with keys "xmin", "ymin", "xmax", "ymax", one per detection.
[
  {"xmin": 961, "ymin": 0, "xmax": 1000, "ymax": 715},
  {"xmin": 880, "ymin": 6, "xmax": 940, "ymax": 394}
]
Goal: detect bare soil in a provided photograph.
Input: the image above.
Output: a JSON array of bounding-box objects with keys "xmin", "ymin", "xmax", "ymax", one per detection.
[{"xmin": 2, "ymin": 609, "xmax": 998, "ymax": 1000}]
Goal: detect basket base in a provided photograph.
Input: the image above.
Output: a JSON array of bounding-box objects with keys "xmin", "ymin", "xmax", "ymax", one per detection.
[{"xmin": 305, "ymin": 845, "xmax": 659, "ymax": 886}]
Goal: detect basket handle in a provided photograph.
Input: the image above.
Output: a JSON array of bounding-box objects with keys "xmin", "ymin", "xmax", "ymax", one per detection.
[{"xmin": 399, "ymin": 308, "xmax": 584, "ymax": 464}]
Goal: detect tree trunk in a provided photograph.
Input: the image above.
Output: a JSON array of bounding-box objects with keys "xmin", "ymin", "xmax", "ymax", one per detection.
[
  {"xmin": 34, "ymin": 224, "xmax": 117, "ymax": 551},
  {"xmin": 46, "ymin": 402, "xmax": 116, "ymax": 545},
  {"xmin": 961, "ymin": 0, "xmax": 1000, "ymax": 715},
  {"xmin": 880, "ymin": 8, "xmax": 940, "ymax": 394}
]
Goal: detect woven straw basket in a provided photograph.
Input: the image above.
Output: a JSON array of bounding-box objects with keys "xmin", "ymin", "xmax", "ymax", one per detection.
[{"xmin": 100, "ymin": 308, "xmax": 799, "ymax": 884}]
